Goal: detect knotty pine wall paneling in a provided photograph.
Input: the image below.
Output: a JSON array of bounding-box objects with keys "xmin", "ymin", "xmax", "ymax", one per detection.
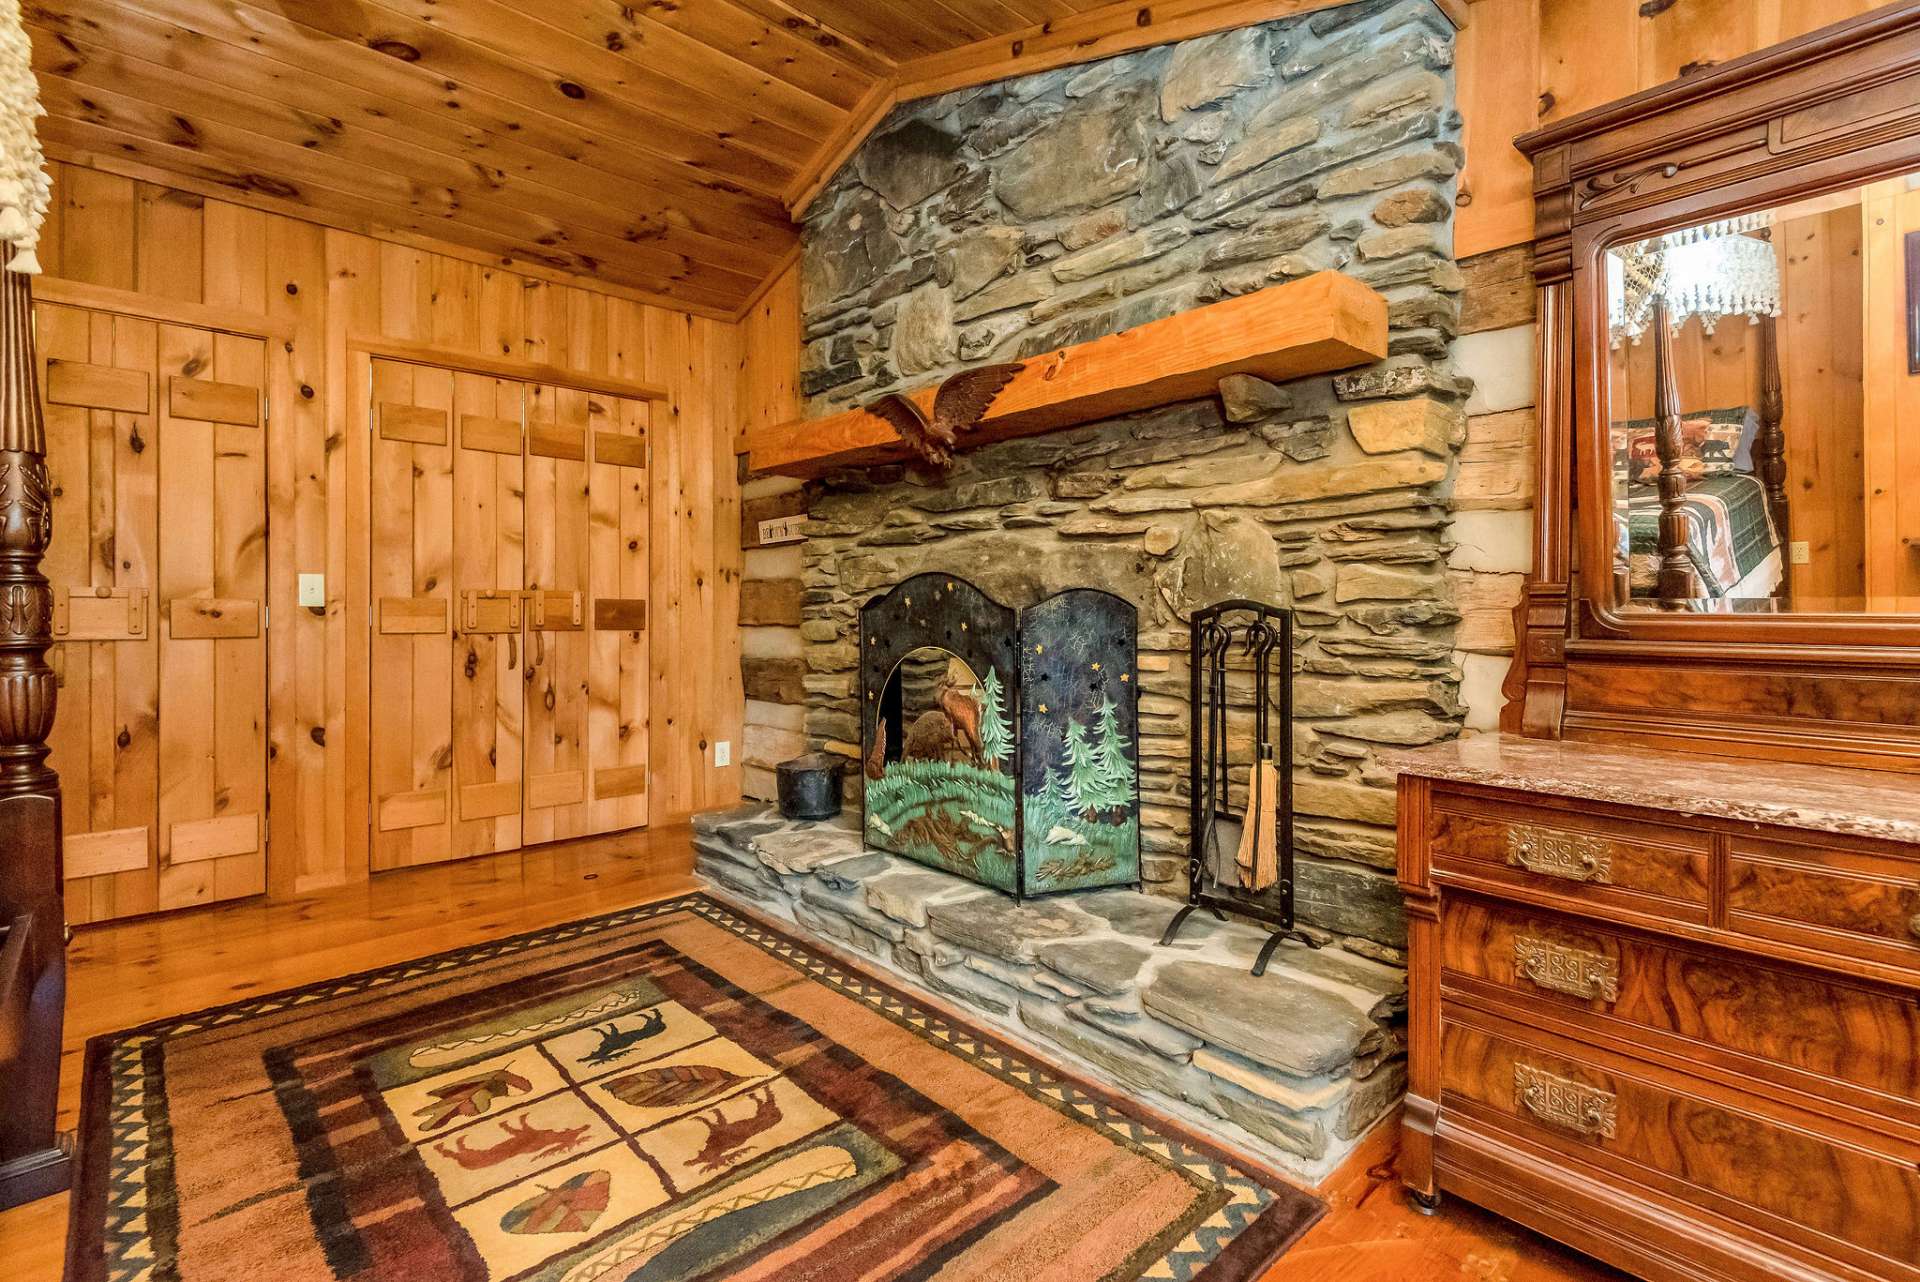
[
  {"xmin": 42, "ymin": 160, "xmax": 742, "ymax": 904},
  {"xmin": 1455, "ymin": 0, "xmax": 1889, "ymax": 258}
]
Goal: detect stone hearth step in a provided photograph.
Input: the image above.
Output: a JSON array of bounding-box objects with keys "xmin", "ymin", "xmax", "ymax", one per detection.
[{"xmin": 693, "ymin": 804, "xmax": 1407, "ymax": 1182}]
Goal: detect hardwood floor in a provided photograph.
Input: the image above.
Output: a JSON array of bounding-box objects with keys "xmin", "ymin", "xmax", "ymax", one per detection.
[{"xmin": 0, "ymin": 822, "xmax": 1626, "ymax": 1282}]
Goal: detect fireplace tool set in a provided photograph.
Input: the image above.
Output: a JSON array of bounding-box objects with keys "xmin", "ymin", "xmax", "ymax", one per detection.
[{"xmin": 1157, "ymin": 599, "xmax": 1309, "ymax": 976}]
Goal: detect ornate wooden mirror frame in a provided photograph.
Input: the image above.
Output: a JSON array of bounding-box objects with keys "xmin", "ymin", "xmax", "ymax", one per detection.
[{"xmin": 1506, "ymin": 6, "xmax": 1920, "ymax": 771}]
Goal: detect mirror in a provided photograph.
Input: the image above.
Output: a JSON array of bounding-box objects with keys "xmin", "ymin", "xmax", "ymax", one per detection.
[{"xmin": 1602, "ymin": 172, "xmax": 1920, "ymax": 614}]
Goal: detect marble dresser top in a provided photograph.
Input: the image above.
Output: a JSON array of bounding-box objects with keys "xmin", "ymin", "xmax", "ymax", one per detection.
[{"xmin": 1381, "ymin": 733, "xmax": 1920, "ymax": 845}]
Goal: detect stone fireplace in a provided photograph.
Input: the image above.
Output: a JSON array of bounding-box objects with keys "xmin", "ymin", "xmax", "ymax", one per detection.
[
  {"xmin": 794, "ymin": 0, "xmax": 1467, "ymax": 964},
  {"xmin": 708, "ymin": 0, "xmax": 1466, "ymax": 1182}
]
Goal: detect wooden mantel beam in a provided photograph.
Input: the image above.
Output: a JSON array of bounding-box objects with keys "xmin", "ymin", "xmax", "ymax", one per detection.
[{"xmin": 745, "ymin": 271, "xmax": 1388, "ymax": 480}]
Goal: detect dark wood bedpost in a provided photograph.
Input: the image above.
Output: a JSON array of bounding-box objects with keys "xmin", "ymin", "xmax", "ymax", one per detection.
[
  {"xmin": 0, "ymin": 247, "xmax": 71, "ymax": 1210},
  {"xmin": 1754, "ymin": 311, "xmax": 1791, "ymax": 607},
  {"xmin": 1651, "ymin": 297, "xmax": 1704, "ymax": 601}
]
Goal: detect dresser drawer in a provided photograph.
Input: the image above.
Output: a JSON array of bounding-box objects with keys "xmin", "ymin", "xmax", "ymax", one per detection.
[
  {"xmin": 1429, "ymin": 794, "xmax": 1711, "ymax": 925},
  {"xmin": 1728, "ymin": 834, "xmax": 1920, "ymax": 972},
  {"xmin": 1440, "ymin": 898, "xmax": 1920, "ymax": 1115},
  {"xmin": 1440, "ymin": 1016, "xmax": 1920, "ymax": 1280}
]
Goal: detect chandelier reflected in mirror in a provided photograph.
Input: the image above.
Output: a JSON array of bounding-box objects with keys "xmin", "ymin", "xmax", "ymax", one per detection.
[{"xmin": 1606, "ymin": 213, "xmax": 1782, "ymax": 347}]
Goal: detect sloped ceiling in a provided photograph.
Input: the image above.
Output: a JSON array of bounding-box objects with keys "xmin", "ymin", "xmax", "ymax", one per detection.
[{"xmin": 23, "ymin": 0, "xmax": 1448, "ymax": 318}]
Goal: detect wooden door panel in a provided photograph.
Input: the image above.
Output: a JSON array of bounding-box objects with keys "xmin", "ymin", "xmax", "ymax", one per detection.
[
  {"xmin": 169, "ymin": 813, "xmax": 261, "ymax": 866},
  {"xmin": 45, "ymin": 359, "xmax": 150, "ymax": 413},
  {"xmin": 63, "ymin": 827, "xmax": 150, "ymax": 881},
  {"xmin": 451, "ymin": 372, "xmax": 524, "ymax": 861},
  {"xmin": 523, "ymin": 383, "xmax": 591, "ymax": 843},
  {"xmin": 52, "ymin": 587, "xmax": 149, "ymax": 641},
  {"xmin": 157, "ymin": 324, "xmax": 267, "ymax": 912},
  {"xmin": 41, "ymin": 303, "xmax": 160, "ymax": 924},
  {"xmin": 369, "ymin": 359, "xmax": 456, "ymax": 871},
  {"xmin": 366, "ymin": 369, "xmax": 650, "ymax": 858},
  {"xmin": 588, "ymin": 394, "xmax": 650, "ymax": 833},
  {"xmin": 168, "ymin": 375, "xmax": 260, "ymax": 426}
]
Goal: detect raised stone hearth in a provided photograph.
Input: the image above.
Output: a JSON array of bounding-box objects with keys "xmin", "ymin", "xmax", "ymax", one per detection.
[{"xmin": 695, "ymin": 804, "xmax": 1408, "ymax": 1182}]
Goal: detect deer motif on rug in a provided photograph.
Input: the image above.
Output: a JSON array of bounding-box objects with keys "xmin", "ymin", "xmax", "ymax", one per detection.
[
  {"xmin": 688, "ymin": 1084, "xmax": 784, "ymax": 1175},
  {"xmin": 435, "ymin": 1115, "xmax": 594, "ymax": 1170},
  {"xmin": 578, "ymin": 1008, "xmax": 668, "ymax": 1067}
]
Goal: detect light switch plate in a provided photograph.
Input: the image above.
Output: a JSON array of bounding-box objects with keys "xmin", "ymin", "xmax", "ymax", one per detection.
[
  {"xmin": 714, "ymin": 740, "xmax": 732, "ymax": 768},
  {"xmin": 1790, "ymin": 540, "xmax": 1811, "ymax": 566},
  {"xmin": 298, "ymin": 573, "xmax": 326, "ymax": 607}
]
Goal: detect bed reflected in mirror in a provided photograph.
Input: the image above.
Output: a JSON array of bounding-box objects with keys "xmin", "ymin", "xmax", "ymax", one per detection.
[{"xmin": 1603, "ymin": 172, "xmax": 1920, "ymax": 614}]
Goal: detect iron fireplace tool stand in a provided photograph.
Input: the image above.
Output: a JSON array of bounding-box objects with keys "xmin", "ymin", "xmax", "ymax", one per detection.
[{"xmin": 1156, "ymin": 600, "xmax": 1314, "ymax": 976}]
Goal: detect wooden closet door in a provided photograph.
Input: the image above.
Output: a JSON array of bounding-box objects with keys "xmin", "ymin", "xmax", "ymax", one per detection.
[
  {"xmin": 40, "ymin": 304, "xmax": 161, "ymax": 925},
  {"xmin": 522, "ymin": 383, "xmax": 591, "ymax": 843},
  {"xmin": 451, "ymin": 375, "xmax": 525, "ymax": 860},
  {"xmin": 156, "ymin": 325, "xmax": 270, "ymax": 911},
  {"xmin": 369, "ymin": 359, "xmax": 456, "ymax": 870},
  {"xmin": 587, "ymin": 395, "xmax": 650, "ymax": 833}
]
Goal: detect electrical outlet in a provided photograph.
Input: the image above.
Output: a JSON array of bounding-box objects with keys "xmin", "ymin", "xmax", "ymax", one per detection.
[
  {"xmin": 714, "ymin": 740, "xmax": 732, "ymax": 767},
  {"xmin": 757, "ymin": 516, "xmax": 806, "ymax": 546},
  {"xmin": 1790, "ymin": 540, "xmax": 1811, "ymax": 566},
  {"xmin": 298, "ymin": 573, "xmax": 326, "ymax": 607}
]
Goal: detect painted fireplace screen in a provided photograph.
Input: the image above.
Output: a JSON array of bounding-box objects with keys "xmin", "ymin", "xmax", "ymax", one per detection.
[{"xmin": 859, "ymin": 573, "xmax": 1140, "ymax": 899}]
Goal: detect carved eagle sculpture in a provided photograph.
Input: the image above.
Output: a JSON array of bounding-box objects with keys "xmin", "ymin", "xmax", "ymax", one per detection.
[{"xmin": 863, "ymin": 363, "xmax": 1026, "ymax": 470}]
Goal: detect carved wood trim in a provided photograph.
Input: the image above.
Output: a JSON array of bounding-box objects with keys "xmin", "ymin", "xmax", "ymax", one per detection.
[{"xmin": 0, "ymin": 250, "xmax": 71, "ymax": 1207}]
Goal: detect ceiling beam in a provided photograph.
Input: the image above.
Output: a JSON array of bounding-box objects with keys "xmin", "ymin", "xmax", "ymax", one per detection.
[{"xmin": 785, "ymin": 0, "xmax": 1471, "ymax": 217}]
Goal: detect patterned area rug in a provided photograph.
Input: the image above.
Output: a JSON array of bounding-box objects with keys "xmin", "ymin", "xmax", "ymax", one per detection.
[{"xmin": 65, "ymin": 893, "xmax": 1324, "ymax": 1281}]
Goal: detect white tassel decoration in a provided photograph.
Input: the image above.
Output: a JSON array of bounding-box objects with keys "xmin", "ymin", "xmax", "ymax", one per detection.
[{"xmin": 0, "ymin": 0, "xmax": 48, "ymax": 273}]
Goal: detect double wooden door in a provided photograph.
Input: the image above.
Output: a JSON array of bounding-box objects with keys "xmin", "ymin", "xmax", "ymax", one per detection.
[
  {"xmin": 41, "ymin": 303, "xmax": 270, "ymax": 924},
  {"xmin": 369, "ymin": 358, "xmax": 650, "ymax": 871}
]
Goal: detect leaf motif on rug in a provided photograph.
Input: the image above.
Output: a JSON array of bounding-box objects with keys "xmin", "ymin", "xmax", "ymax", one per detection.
[
  {"xmin": 499, "ymin": 1170, "xmax": 612, "ymax": 1236},
  {"xmin": 412, "ymin": 1066, "xmax": 534, "ymax": 1132},
  {"xmin": 602, "ymin": 1064, "xmax": 745, "ymax": 1110}
]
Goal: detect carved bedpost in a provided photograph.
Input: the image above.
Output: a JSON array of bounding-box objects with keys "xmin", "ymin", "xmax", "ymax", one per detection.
[
  {"xmin": 1754, "ymin": 312, "xmax": 1791, "ymax": 607},
  {"xmin": 0, "ymin": 247, "xmax": 70, "ymax": 1210},
  {"xmin": 1651, "ymin": 298, "xmax": 1704, "ymax": 602}
]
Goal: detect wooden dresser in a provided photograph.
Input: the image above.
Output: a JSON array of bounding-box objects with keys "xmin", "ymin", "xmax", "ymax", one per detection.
[{"xmin": 1391, "ymin": 734, "xmax": 1920, "ymax": 1282}]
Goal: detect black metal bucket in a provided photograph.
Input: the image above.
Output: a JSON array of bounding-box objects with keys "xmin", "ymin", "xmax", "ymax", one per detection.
[{"xmin": 777, "ymin": 752, "xmax": 846, "ymax": 821}]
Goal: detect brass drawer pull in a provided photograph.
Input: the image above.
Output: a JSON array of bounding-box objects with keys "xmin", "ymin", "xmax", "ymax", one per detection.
[
  {"xmin": 1506, "ymin": 826, "xmax": 1613, "ymax": 884},
  {"xmin": 1514, "ymin": 1063, "xmax": 1617, "ymax": 1140},
  {"xmin": 1514, "ymin": 935, "xmax": 1619, "ymax": 1002}
]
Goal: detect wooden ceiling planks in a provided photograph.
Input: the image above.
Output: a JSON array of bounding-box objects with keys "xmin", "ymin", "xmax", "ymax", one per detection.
[{"xmin": 23, "ymin": 0, "xmax": 1454, "ymax": 319}]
